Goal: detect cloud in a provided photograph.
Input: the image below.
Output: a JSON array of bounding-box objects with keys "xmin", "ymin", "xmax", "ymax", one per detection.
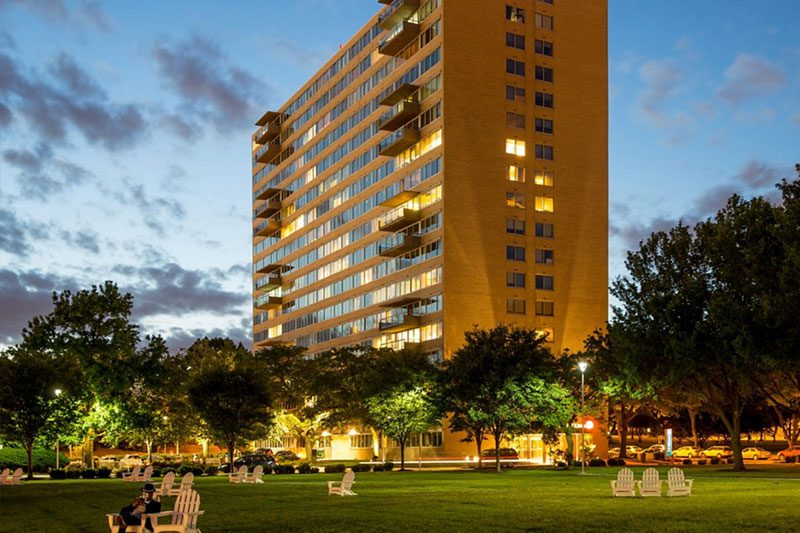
[
  {"xmin": 158, "ymin": 325, "xmax": 251, "ymax": 353},
  {"xmin": 152, "ymin": 35, "xmax": 265, "ymax": 134},
  {"xmin": 59, "ymin": 229, "xmax": 101, "ymax": 254},
  {"xmin": 113, "ymin": 179, "xmax": 187, "ymax": 233},
  {"xmin": 611, "ymin": 215, "xmax": 682, "ymax": 250},
  {"xmin": 0, "ymin": 0, "xmax": 110, "ymax": 32},
  {"xmin": 718, "ymin": 54, "xmax": 786, "ymax": 105},
  {"xmin": 4, "ymin": 143, "xmax": 93, "ymax": 200},
  {"xmin": 0, "ymin": 268, "xmax": 76, "ymax": 344},
  {"xmin": 81, "ymin": 0, "xmax": 111, "ymax": 32},
  {"xmin": 0, "ymin": 208, "xmax": 50, "ymax": 258},
  {"xmin": 0, "ymin": 102, "xmax": 11, "ymax": 126},
  {"xmin": 636, "ymin": 59, "xmax": 682, "ymax": 126}
]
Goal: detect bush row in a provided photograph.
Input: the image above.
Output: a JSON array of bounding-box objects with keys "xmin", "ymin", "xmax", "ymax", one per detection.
[{"xmin": 0, "ymin": 448, "xmax": 70, "ymax": 472}]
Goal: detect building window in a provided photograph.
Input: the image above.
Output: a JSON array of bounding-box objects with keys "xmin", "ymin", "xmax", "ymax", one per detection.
[
  {"xmin": 505, "ymin": 138, "xmax": 526, "ymax": 156},
  {"xmin": 506, "ymin": 112, "xmax": 525, "ymax": 129},
  {"xmin": 535, "ymin": 144, "xmax": 554, "ymax": 160},
  {"xmin": 535, "ymin": 275, "xmax": 554, "ymax": 290},
  {"xmin": 535, "ymin": 92, "xmax": 554, "ymax": 108},
  {"xmin": 535, "ymin": 249, "xmax": 554, "ymax": 264},
  {"xmin": 506, "ymin": 192, "xmax": 526, "ymax": 209},
  {"xmin": 315, "ymin": 436, "xmax": 332, "ymax": 448},
  {"xmin": 535, "ymin": 39, "xmax": 554, "ymax": 57},
  {"xmin": 350, "ymin": 433, "xmax": 374, "ymax": 448},
  {"xmin": 506, "ymin": 272, "xmax": 526, "ymax": 287},
  {"xmin": 540, "ymin": 0, "xmax": 554, "ymax": 4},
  {"xmin": 535, "ymin": 13, "xmax": 554, "ymax": 30},
  {"xmin": 506, "ymin": 245, "xmax": 525, "ymax": 261},
  {"xmin": 534, "ymin": 196, "xmax": 554, "ymax": 212},
  {"xmin": 506, "ymin": 85, "xmax": 525, "ymax": 103},
  {"xmin": 506, "ymin": 218, "xmax": 526, "ymax": 234},
  {"xmin": 506, "ymin": 58, "xmax": 525, "ymax": 77},
  {"xmin": 534, "ymin": 169, "xmax": 554, "ymax": 186},
  {"xmin": 535, "ymin": 222, "xmax": 554, "ymax": 238},
  {"xmin": 505, "ymin": 32, "xmax": 525, "ymax": 50},
  {"xmin": 535, "ymin": 118, "xmax": 553, "ymax": 134},
  {"xmin": 508, "ymin": 164, "xmax": 526, "ymax": 182},
  {"xmin": 506, "ymin": 5, "xmax": 525, "ymax": 23},
  {"xmin": 535, "ymin": 301, "xmax": 554, "ymax": 316},
  {"xmin": 507, "ymin": 298, "xmax": 526, "ymax": 314},
  {"xmin": 535, "ymin": 66, "xmax": 554, "ymax": 82}
]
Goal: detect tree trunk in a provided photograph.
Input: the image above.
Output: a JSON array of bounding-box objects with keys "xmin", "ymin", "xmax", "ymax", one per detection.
[
  {"xmin": 227, "ymin": 441, "xmax": 236, "ymax": 473},
  {"xmin": 26, "ymin": 437, "xmax": 34, "ymax": 480},
  {"xmin": 730, "ymin": 412, "xmax": 745, "ymax": 471},
  {"xmin": 617, "ymin": 403, "xmax": 629, "ymax": 458},
  {"xmin": 305, "ymin": 430, "xmax": 315, "ymax": 463},
  {"xmin": 688, "ymin": 408, "xmax": 699, "ymax": 448},
  {"xmin": 494, "ymin": 430, "xmax": 502, "ymax": 473},
  {"xmin": 399, "ymin": 440, "xmax": 406, "ymax": 471},
  {"xmin": 475, "ymin": 430, "xmax": 484, "ymax": 469},
  {"xmin": 82, "ymin": 431, "xmax": 95, "ymax": 468}
]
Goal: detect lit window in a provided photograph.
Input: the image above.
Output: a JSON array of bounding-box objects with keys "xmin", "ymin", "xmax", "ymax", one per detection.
[
  {"xmin": 506, "ymin": 5, "xmax": 525, "ymax": 23},
  {"xmin": 535, "ymin": 144, "xmax": 554, "ymax": 160},
  {"xmin": 535, "ymin": 275, "xmax": 554, "ymax": 290},
  {"xmin": 535, "ymin": 222, "xmax": 554, "ymax": 238},
  {"xmin": 506, "ymin": 112, "xmax": 525, "ymax": 129},
  {"xmin": 535, "ymin": 249, "xmax": 554, "ymax": 264},
  {"xmin": 506, "ymin": 272, "xmax": 526, "ymax": 287},
  {"xmin": 506, "ymin": 58, "xmax": 525, "ymax": 77},
  {"xmin": 506, "ymin": 85, "xmax": 525, "ymax": 103},
  {"xmin": 506, "ymin": 245, "xmax": 525, "ymax": 261},
  {"xmin": 535, "ymin": 13, "xmax": 554, "ymax": 30},
  {"xmin": 534, "ymin": 196, "xmax": 554, "ymax": 212},
  {"xmin": 535, "ymin": 301, "xmax": 554, "ymax": 316},
  {"xmin": 507, "ymin": 298, "xmax": 526, "ymax": 314},
  {"xmin": 535, "ymin": 66, "xmax": 554, "ymax": 82},
  {"xmin": 506, "ymin": 192, "xmax": 526, "ymax": 209},
  {"xmin": 535, "ymin": 40, "xmax": 554, "ymax": 57},
  {"xmin": 505, "ymin": 138, "xmax": 526, "ymax": 156},
  {"xmin": 506, "ymin": 218, "xmax": 526, "ymax": 234},
  {"xmin": 508, "ymin": 165, "xmax": 526, "ymax": 182},
  {"xmin": 534, "ymin": 170, "xmax": 554, "ymax": 186},
  {"xmin": 535, "ymin": 92, "xmax": 554, "ymax": 108}
]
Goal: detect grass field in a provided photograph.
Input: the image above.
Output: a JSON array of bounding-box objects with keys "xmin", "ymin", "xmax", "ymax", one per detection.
[{"xmin": 2, "ymin": 466, "xmax": 799, "ymax": 532}]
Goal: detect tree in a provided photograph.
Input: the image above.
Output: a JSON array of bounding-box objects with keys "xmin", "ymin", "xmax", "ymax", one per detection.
[
  {"xmin": 184, "ymin": 338, "xmax": 273, "ymax": 465},
  {"xmin": 366, "ymin": 381, "xmax": 439, "ymax": 470}
]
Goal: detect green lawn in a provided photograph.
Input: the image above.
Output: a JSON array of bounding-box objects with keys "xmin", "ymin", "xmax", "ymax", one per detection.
[{"xmin": 2, "ymin": 466, "xmax": 799, "ymax": 532}]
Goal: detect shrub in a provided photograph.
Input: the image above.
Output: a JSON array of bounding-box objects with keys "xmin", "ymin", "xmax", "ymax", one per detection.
[
  {"xmin": 49, "ymin": 469, "xmax": 66, "ymax": 480},
  {"xmin": 177, "ymin": 465, "xmax": 193, "ymax": 476},
  {"xmin": 324, "ymin": 464, "xmax": 346, "ymax": 474},
  {"xmin": 297, "ymin": 462, "xmax": 313, "ymax": 474},
  {"xmin": 191, "ymin": 466, "xmax": 204, "ymax": 477},
  {"xmin": 589, "ymin": 458, "xmax": 606, "ymax": 467},
  {"xmin": 274, "ymin": 464, "xmax": 295, "ymax": 474},
  {"xmin": 161, "ymin": 467, "xmax": 177, "ymax": 476},
  {"xmin": 65, "ymin": 468, "xmax": 82, "ymax": 479},
  {"xmin": 81, "ymin": 469, "xmax": 97, "ymax": 479},
  {"xmin": 382, "ymin": 461, "xmax": 394, "ymax": 472},
  {"xmin": 97, "ymin": 467, "xmax": 112, "ymax": 479},
  {"xmin": 0, "ymin": 447, "xmax": 69, "ymax": 472},
  {"xmin": 554, "ymin": 461, "xmax": 568, "ymax": 469},
  {"xmin": 151, "ymin": 468, "xmax": 162, "ymax": 478},
  {"xmin": 351, "ymin": 464, "xmax": 372, "ymax": 473},
  {"xmin": 710, "ymin": 458, "xmax": 720, "ymax": 465},
  {"xmin": 607, "ymin": 458, "xmax": 626, "ymax": 466},
  {"xmin": 683, "ymin": 459, "xmax": 692, "ymax": 465},
  {"xmin": 697, "ymin": 459, "xmax": 707, "ymax": 465},
  {"xmin": 204, "ymin": 465, "xmax": 219, "ymax": 476}
]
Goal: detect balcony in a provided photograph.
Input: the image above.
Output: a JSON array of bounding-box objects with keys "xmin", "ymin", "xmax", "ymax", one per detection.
[
  {"xmin": 253, "ymin": 218, "xmax": 281, "ymax": 238},
  {"xmin": 379, "ymin": 312, "xmax": 420, "ymax": 333},
  {"xmin": 253, "ymin": 197, "xmax": 281, "ymax": 220},
  {"xmin": 378, "ymin": 20, "xmax": 420, "ymax": 56},
  {"xmin": 378, "ymin": 207, "xmax": 420, "ymax": 232},
  {"xmin": 255, "ymin": 262, "xmax": 283, "ymax": 275},
  {"xmin": 380, "ymin": 294, "xmax": 436, "ymax": 308},
  {"xmin": 255, "ymin": 141, "xmax": 280, "ymax": 164},
  {"xmin": 254, "ymin": 274, "xmax": 282, "ymax": 292},
  {"xmin": 254, "ymin": 122, "xmax": 280, "ymax": 145},
  {"xmin": 379, "ymin": 100, "xmax": 420, "ymax": 131},
  {"xmin": 254, "ymin": 186, "xmax": 282, "ymax": 201},
  {"xmin": 379, "ymin": 126, "xmax": 419, "ymax": 157},
  {"xmin": 255, "ymin": 110, "xmax": 279, "ymax": 127},
  {"xmin": 380, "ymin": 83, "xmax": 418, "ymax": 107},
  {"xmin": 379, "ymin": 0, "xmax": 420, "ymax": 30},
  {"xmin": 254, "ymin": 294, "xmax": 282, "ymax": 310},
  {"xmin": 378, "ymin": 233, "xmax": 420, "ymax": 257}
]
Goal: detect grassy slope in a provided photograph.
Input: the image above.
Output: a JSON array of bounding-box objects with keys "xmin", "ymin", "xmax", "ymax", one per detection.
[{"xmin": 1, "ymin": 466, "xmax": 798, "ymax": 532}]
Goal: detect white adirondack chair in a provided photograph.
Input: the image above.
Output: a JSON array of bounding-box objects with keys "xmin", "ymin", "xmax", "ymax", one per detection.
[
  {"xmin": 1, "ymin": 467, "xmax": 24, "ymax": 485},
  {"xmin": 144, "ymin": 489, "xmax": 204, "ymax": 533},
  {"xmin": 241, "ymin": 465, "xmax": 264, "ymax": 484},
  {"xmin": 636, "ymin": 468, "xmax": 663, "ymax": 497},
  {"xmin": 155, "ymin": 471, "xmax": 176, "ymax": 499},
  {"xmin": 667, "ymin": 467, "xmax": 694, "ymax": 497},
  {"xmin": 228, "ymin": 465, "xmax": 247, "ymax": 483},
  {"xmin": 167, "ymin": 472, "xmax": 195, "ymax": 497},
  {"xmin": 122, "ymin": 466, "xmax": 142, "ymax": 482},
  {"xmin": 610, "ymin": 467, "xmax": 635, "ymax": 497},
  {"xmin": 139, "ymin": 465, "xmax": 154, "ymax": 482},
  {"xmin": 106, "ymin": 513, "xmax": 146, "ymax": 533},
  {"xmin": 328, "ymin": 470, "xmax": 356, "ymax": 496},
  {"xmin": 0, "ymin": 468, "xmax": 9, "ymax": 480}
]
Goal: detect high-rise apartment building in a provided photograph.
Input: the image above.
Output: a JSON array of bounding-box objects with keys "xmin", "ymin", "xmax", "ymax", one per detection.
[{"xmin": 251, "ymin": 0, "xmax": 607, "ymax": 460}]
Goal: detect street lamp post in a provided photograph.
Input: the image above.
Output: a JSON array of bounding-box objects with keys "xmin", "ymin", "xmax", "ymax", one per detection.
[
  {"xmin": 54, "ymin": 389, "xmax": 62, "ymax": 469},
  {"xmin": 577, "ymin": 362, "xmax": 588, "ymax": 475}
]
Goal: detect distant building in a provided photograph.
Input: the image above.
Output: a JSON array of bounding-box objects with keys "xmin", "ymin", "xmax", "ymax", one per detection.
[{"xmin": 251, "ymin": 0, "xmax": 607, "ymax": 462}]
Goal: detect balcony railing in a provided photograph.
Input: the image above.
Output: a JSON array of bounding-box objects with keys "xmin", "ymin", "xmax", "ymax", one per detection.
[
  {"xmin": 379, "ymin": 100, "xmax": 420, "ymax": 131},
  {"xmin": 379, "ymin": 83, "xmax": 418, "ymax": 107},
  {"xmin": 255, "ymin": 110, "xmax": 279, "ymax": 127},
  {"xmin": 255, "ymin": 141, "xmax": 280, "ymax": 164},
  {"xmin": 253, "ymin": 217, "xmax": 281, "ymax": 238},
  {"xmin": 255, "ymin": 262, "xmax": 283, "ymax": 275},
  {"xmin": 379, "ymin": 312, "xmax": 421, "ymax": 333},
  {"xmin": 253, "ymin": 197, "xmax": 282, "ymax": 220},
  {"xmin": 253, "ymin": 122, "xmax": 280, "ymax": 145},
  {"xmin": 378, "ymin": 233, "xmax": 420, "ymax": 257},
  {"xmin": 254, "ymin": 294, "xmax": 282, "ymax": 310},
  {"xmin": 254, "ymin": 186, "xmax": 282, "ymax": 201},
  {"xmin": 254, "ymin": 274, "xmax": 282, "ymax": 292},
  {"xmin": 378, "ymin": 126, "xmax": 419, "ymax": 157},
  {"xmin": 379, "ymin": 0, "xmax": 420, "ymax": 30},
  {"xmin": 378, "ymin": 20, "xmax": 420, "ymax": 56},
  {"xmin": 378, "ymin": 207, "xmax": 420, "ymax": 232}
]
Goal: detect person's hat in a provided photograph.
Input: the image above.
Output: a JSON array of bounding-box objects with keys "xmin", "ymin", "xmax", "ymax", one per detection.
[{"xmin": 141, "ymin": 483, "xmax": 156, "ymax": 493}]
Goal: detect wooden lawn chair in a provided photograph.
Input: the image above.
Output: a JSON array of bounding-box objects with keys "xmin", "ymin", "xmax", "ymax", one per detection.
[
  {"xmin": 0, "ymin": 468, "xmax": 9, "ymax": 481},
  {"xmin": 666, "ymin": 467, "xmax": 693, "ymax": 496},
  {"xmin": 167, "ymin": 472, "xmax": 194, "ymax": 497},
  {"xmin": 241, "ymin": 465, "xmax": 264, "ymax": 484},
  {"xmin": 1, "ymin": 467, "xmax": 24, "ymax": 485},
  {"xmin": 636, "ymin": 467, "xmax": 662, "ymax": 497},
  {"xmin": 155, "ymin": 471, "xmax": 175, "ymax": 499},
  {"xmin": 144, "ymin": 488, "xmax": 203, "ymax": 533},
  {"xmin": 610, "ymin": 467, "xmax": 635, "ymax": 497},
  {"xmin": 139, "ymin": 465, "xmax": 154, "ymax": 482},
  {"xmin": 228, "ymin": 464, "xmax": 247, "ymax": 483},
  {"xmin": 328, "ymin": 470, "xmax": 356, "ymax": 496},
  {"xmin": 122, "ymin": 466, "xmax": 142, "ymax": 482}
]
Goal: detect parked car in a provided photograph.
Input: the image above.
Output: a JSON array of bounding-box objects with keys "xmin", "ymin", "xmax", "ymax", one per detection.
[
  {"xmin": 120, "ymin": 454, "xmax": 144, "ymax": 469},
  {"xmin": 608, "ymin": 445, "xmax": 644, "ymax": 459},
  {"xmin": 275, "ymin": 450, "xmax": 300, "ymax": 462},
  {"xmin": 777, "ymin": 445, "xmax": 800, "ymax": 461},
  {"xmin": 702, "ymin": 445, "xmax": 734, "ymax": 459},
  {"xmin": 479, "ymin": 448, "xmax": 519, "ymax": 468},
  {"xmin": 742, "ymin": 447, "xmax": 771, "ymax": 460},
  {"xmin": 220, "ymin": 453, "xmax": 276, "ymax": 473},
  {"xmin": 671, "ymin": 446, "xmax": 703, "ymax": 459},
  {"xmin": 97, "ymin": 456, "xmax": 119, "ymax": 468},
  {"xmin": 637, "ymin": 444, "xmax": 666, "ymax": 459}
]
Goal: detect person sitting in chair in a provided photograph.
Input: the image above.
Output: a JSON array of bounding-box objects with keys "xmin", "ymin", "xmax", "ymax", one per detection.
[{"xmin": 113, "ymin": 482, "xmax": 162, "ymax": 532}]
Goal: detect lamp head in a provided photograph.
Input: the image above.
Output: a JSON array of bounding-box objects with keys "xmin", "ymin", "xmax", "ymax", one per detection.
[{"xmin": 578, "ymin": 361, "xmax": 588, "ymax": 373}]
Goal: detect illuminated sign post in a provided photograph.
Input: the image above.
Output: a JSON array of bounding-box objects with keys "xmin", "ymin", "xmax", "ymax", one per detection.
[{"xmin": 666, "ymin": 428, "xmax": 673, "ymax": 458}]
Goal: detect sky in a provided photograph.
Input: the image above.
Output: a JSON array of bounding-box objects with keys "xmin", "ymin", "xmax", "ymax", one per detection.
[{"xmin": 1, "ymin": 0, "xmax": 798, "ymax": 351}]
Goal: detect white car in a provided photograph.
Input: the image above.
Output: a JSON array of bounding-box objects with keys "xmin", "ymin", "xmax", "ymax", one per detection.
[
  {"xmin": 742, "ymin": 447, "xmax": 771, "ymax": 460},
  {"xmin": 97, "ymin": 456, "xmax": 119, "ymax": 468},
  {"xmin": 119, "ymin": 454, "xmax": 144, "ymax": 469}
]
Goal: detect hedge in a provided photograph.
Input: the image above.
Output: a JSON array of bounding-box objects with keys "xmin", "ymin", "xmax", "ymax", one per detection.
[{"xmin": 0, "ymin": 448, "xmax": 69, "ymax": 472}]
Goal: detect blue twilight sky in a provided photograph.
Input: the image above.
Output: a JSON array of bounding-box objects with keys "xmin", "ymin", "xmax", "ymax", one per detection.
[{"xmin": 1, "ymin": 0, "xmax": 798, "ymax": 350}]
